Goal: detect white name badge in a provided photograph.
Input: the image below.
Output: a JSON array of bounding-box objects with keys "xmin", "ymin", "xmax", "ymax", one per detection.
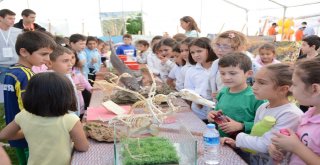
[{"xmin": 2, "ymin": 47, "xmax": 13, "ymax": 58}]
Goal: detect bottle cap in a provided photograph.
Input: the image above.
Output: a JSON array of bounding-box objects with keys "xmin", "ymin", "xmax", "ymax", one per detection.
[
  {"xmin": 207, "ymin": 123, "xmax": 215, "ymax": 129},
  {"xmin": 262, "ymin": 116, "xmax": 276, "ymax": 126}
]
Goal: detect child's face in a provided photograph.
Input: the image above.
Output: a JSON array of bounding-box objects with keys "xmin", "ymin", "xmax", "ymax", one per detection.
[
  {"xmin": 252, "ymin": 68, "xmax": 280, "ymax": 100},
  {"xmin": 87, "ymin": 40, "xmax": 97, "ymax": 50},
  {"xmin": 71, "ymin": 40, "xmax": 86, "ymax": 52},
  {"xmin": 159, "ymin": 45, "xmax": 174, "ymax": 59},
  {"xmin": 290, "ymin": 71, "xmax": 313, "ymax": 106},
  {"xmin": 301, "ymin": 41, "xmax": 314, "ymax": 55},
  {"xmin": 22, "ymin": 47, "xmax": 52, "ymax": 67},
  {"xmin": 259, "ymin": 49, "xmax": 275, "ymax": 64},
  {"xmin": 69, "ymin": 53, "xmax": 76, "ymax": 66},
  {"xmin": 123, "ymin": 37, "xmax": 132, "ymax": 45},
  {"xmin": 180, "ymin": 44, "xmax": 189, "ymax": 61},
  {"xmin": 180, "ymin": 21, "xmax": 189, "ymax": 30},
  {"xmin": 48, "ymin": 53, "xmax": 73, "ymax": 74},
  {"xmin": 213, "ymin": 38, "xmax": 234, "ymax": 58},
  {"xmin": 189, "ymin": 45, "xmax": 208, "ymax": 64},
  {"xmin": 173, "ymin": 52, "xmax": 183, "ymax": 65},
  {"xmin": 136, "ymin": 44, "xmax": 148, "ymax": 52},
  {"xmin": 102, "ymin": 45, "xmax": 110, "ymax": 53},
  {"xmin": 219, "ymin": 65, "xmax": 251, "ymax": 90}
]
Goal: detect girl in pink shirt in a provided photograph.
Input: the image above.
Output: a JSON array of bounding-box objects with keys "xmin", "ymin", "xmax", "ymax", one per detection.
[
  {"xmin": 269, "ymin": 57, "xmax": 320, "ymax": 165},
  {"xmin": 69, "ymin": 51, "xmax": 93, "ymax": 115}
]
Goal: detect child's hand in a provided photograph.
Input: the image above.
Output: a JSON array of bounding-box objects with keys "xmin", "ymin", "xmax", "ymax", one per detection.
[
  {"xmin": 76, "ymin": 83, "xmax": 85, "ymax": 91},
  {"xmin": 220, "ymin": 137, "xmax": 236, "ymax": 148},
  {"xmin": 211, "ymin": 92, "xmax": 218, "ymax": 99},
  {"xmin": 219, "ymin": 117, "xmax": 243, "ymax": 133},
  {"xmin": 207, "ymin": 110, "xmax": 219, "ymax": 122},
  {"xmin": 196, "ymin": 104, "xmax": 203, "ymax": 109},
  {"xmin": 271, "ymin": 129, "xmax": 301, "ymax": 152},
  {"xmin": 268, "ymin": 144, "xmax": 284, "ymax": 162}
]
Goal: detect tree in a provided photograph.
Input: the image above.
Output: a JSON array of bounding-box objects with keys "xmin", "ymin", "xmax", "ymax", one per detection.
[{"xmin": 126, "ymin": 13, "xmax": 142, "ymax": 34}]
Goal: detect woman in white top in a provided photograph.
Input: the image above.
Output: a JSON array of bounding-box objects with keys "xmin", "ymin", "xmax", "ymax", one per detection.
[{"xmin": 180, "ymin": 16, "xmax": 201, "ymax": 37}]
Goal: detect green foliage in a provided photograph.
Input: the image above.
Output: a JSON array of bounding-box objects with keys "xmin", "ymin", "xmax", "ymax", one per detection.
[
  {"xmin": 122, "ymin": 137, "xmax": 179, "ymax": 165},
  {"xmin": 126, "ymin": 13, "xmax": 143, "ymax": 34},
  {"xmin": 0, "ymin": 104, "xmax": 19, "ymax": 165}
]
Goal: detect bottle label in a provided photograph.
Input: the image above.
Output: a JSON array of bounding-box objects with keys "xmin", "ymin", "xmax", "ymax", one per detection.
[{"xmin": 204, "ymin": 136, "xmax": 219, "ymax": 145}]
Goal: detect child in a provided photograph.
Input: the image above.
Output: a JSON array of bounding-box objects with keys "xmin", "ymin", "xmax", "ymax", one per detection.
[
  {"xmin": 136, "ymin": 39, "xmax": 151, "ymax": 64},
  {"xmin": 84, "ymin": 36, "xmax": 102, "ymax": 82},
  {"xmin": 116, "ymin": 34, "xmax": 136, "ymax": 60},
  {"xmin": 253, "ymin": 43, "xmax": 281, "ymax": 75},
  {"xmin": 297, "ymin": 35, "xmax": 320, "ymax": 60},
  {"xmin": 207, "ymin": 53, "xmax": 265, "ymax": 137},
  {"xmin": 184, "ymin": 37, "xmax": 218, "ymax": 122},
  {"xmin": 180, "ymin": 16, "xmax": 201, "ymax": 37},
  {"xmin": 147, "ymin": 42, "xmax": 162, "ymax": 76},
  {"xmin": 157, "ymin": 38, "xmax": 177, "ymax": 81},
  {"xmin": 269, "ymin": 58, "xmax": 320, "ymax": 165},
  {"xmin": 167, "ymin": 45, "xmax": 185, "ymax": 91},
  {"xmin": 3, "ymin": 31, "xmax": 56, "ymax": 165},
  {"xmin": 147, "ymin": 36, "xmax": 162, "ymax": 75},
  {"xmin": 297, "ymin": 35, "xmax": 320, "ymax": 112},
  {"xmin": 0, "ymin": 72, "xmax": 89, "ymax": 165},
  {"xmin": 221, "ymin": 63, "xmax": 303, "ymax": 164},
  {"xmin": 180, "ymin": 37, "xmax": 195, "ymax": 89},
  {"xmin": 70, "ymin": 49, "xmax": 93, "ymax": 116},
  {"xmin": 69, "ymin": 34, "xmax": 88, "ymax": 79},
  {"xmin": 209, "ymin": 30, "xmax": 250, "ymax": 98}
]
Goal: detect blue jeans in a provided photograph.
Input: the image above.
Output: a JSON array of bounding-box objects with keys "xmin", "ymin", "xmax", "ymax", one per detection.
[{"xmin": 0, "ymin": 66, "xmax": 9, "ymax": 84}]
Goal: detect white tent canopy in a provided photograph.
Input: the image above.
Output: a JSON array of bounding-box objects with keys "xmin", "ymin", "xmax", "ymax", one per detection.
[{"xmin": 1, "ymin": 0, "xmax": 319, "ymax": 36}]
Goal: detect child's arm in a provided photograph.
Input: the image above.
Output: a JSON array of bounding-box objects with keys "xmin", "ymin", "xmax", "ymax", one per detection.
[
  {"xmin": 70, "ymin": 121, "xmax": 89, "ymax": 152},
  {"xmin": 219, "ymin": 117, "xmax": 244, "ymax": 133},
  {"xmin": 221, "ymin": 137, "xmax": 236, "ymax": 148},
  {"xmin": 0, "ymin": 146, "xmax": 10, "ymax": 165},
  {"xmin": 272, "ymin": 129, "xmax": 320, "ymax": 165},
  {"xmin": 166, "ymin": 78, "xmax": 175, "ymax": 89},
  {"xmin": 268, "ymin": 144, "xmax": 285, "ymax": 162},
  {"xmin": 0, "ymin": 121, "xmax": 24, "ymax": 140}
]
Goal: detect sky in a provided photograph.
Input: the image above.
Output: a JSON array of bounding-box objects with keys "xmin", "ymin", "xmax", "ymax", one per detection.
[{"xmin": 1, "ymin": 0, "xmax": 319, "ymax": 37}]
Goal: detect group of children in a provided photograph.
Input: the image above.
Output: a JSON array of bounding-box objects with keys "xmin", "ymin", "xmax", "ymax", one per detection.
[{"xmin": 0, "ymin": 26, "xmax": 320, "ymax": 165}]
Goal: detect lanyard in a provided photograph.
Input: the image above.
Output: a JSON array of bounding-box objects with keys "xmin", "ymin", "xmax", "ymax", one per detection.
[{"xmin": 0, "ymin": 28, "xmax": 11, "ymax": 46}]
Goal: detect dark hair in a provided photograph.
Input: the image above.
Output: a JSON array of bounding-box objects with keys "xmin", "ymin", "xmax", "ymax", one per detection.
[
  {"xmin": 159, "ymin": 38, "xmax": 178, "ymax": 50},
  {"xmin": 69, "ymin": 34, "xmax": 87, "ymax": 43},
  {"xmin": 152, "ymin": 42, "xmax": 161, "ymax": 54},
  {"xmin": 0, "ymin": 9, "xmax": 15, "ymax": 18},
  {"xmin": 21, "ymin": 9, "xmax": 36, "ymax": 17},
  {"xmin": 295, "ymin": 57, "xmax": 320, "ymax": 88},
  {"xmin": 50, "ymin": 45, "xmax": 72, "ymax": 61},
  {"xmin": 302, "ymin": 35, "xmax": 320, "ymax": 50},
  {"xmin": 180, "ymin": 16, "xmax": 201, "ymax": 33},
  {"xmin": 136, "ymin": 40, "xmax": 149, "ymax": 47},
  {"xmin": 23, "ymin": 72, "xmax": 77, "ymax": 117},
  {"xmin": 302, "ymin": 22, "xmax": 307, "ymax": 25},
  {"xmin": 181, "ymin": 37, "xmax": 195, "ymax": 46},
  {"xmin": 123, "ymin": 34, "xmax": 132, "ymax": 39},
  {"xmin": 272, "ymin": 23, "xmax": 277, "ymax": 26},
  {"xmin": 54, "ymin": 35, "xmax": 67, "ymax": 46},
  {"xmin": 218, "ymin": 52, "xmax": 252, "ymax": 72},
  {"xmin": 265, "ymin": 63, "xmax": 293, "ymax": 96},
  {"xmin": 173, "ymin": 33, "xmax": 187, "ymax": 42},
  {"xmin": 15, "ymin": 31, "xmax": 57, "ymax": 56},
  {"xmin": 258, "ymin": 43, "xmax": 276, "ymax": 55},
  {"xmin": 188, "ymin": 37, "xmax": 217, "ymax": 65},
  {"xmin": 86, "ymin": 36, "xmax": 98, "ymax": 45},
  {"xmin": 151, "ymin": 35, "xmax": 162, "ymax": 44}
]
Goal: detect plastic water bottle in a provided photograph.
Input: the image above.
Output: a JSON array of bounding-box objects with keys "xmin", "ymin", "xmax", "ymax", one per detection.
[{"xmin": 203, "ymin": 123, "xmax": 220, "ymax": 165}]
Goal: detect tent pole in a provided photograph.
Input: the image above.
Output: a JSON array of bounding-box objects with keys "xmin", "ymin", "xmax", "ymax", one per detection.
[{"xmin": 281, "ymin": 7, "xmax": 286, "ymax": 41}]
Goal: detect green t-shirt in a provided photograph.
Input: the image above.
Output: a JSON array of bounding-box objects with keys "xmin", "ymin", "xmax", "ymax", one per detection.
[{"xmin": 214, "ymin": 86, "xmax": 265, "ymax": 137}]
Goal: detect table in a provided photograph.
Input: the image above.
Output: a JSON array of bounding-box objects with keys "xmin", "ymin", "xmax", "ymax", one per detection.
[{"xmin": 71, "ymin": 89, "xmax": 247, "ymax": 165}]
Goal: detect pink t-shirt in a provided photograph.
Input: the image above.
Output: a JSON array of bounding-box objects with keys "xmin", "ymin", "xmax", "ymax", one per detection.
[
  {"xmin": 72, "ymin": 70, "xmax": 92, "ymax": 114},
  {"xmin": 289, "ymin": 107, "xmax": 320, "ymax": 165},
  {"xmin": 32, "ymin": 64, "xmax": 48, "ymax": 73}
]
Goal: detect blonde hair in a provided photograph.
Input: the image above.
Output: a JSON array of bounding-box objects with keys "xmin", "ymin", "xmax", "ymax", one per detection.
[{"xmin": 214, "ymin": 30, "xmax": 248, "ymax": 51}]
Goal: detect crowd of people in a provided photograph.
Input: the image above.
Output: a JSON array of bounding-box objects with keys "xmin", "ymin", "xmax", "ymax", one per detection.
[{"xmin": 0, "ymin": 8, "xmax": 320, "ymax": 165}]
